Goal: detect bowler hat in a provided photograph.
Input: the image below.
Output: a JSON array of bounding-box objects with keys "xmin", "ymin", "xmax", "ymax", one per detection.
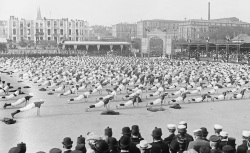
[
  {"xmin": 200, "ymin": 127, "xmax": 209, "ymax": 136},
  {"xmin": 131, "ymin": 125, "xmax": 139, "ymax": 135},
  {"xmin": 152, "ymin": 127, "xmax": 162, "ymax": 137},
  {"xmin": 222, "ymin": 145, "xmax": 235, "ymax": 153},
  {"xmin": 122, "ymin": 127, "xmax": 131, "ymax": 135},
  {"xmin": 62, "ymin": 137, "xmax": 73, "ymax": 147},
  {"xmin": 8, "ymin": 147, "xmax": 21, "ymax": 153},
  {"xmin": 49, "ymin": 148, "xmax": 62, "ymax": 153},
  {"xmin": 119, "ymin": 135, "xmax": 131, "ymax": 149},
  {"xmin": 77, "ymin": 135, "xmax": 85, "ymax": 144},
  {"xmin": 93, "ymin": 140, "xmax": 109, "ymax": 153}
]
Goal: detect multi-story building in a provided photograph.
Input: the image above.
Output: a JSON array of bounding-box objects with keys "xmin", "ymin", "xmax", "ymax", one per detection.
[
  {"xmin": 0, "ymin": 21, "xmax": 7, "ymax": 39},
  {"xmin": 112, "ymin": 23, "xmax": 137, "ymax": 41},
  {"xmin": 5, "ymin": 8, "xmax": 89, "ymax": 43},
  {"xmin": 178, "ymin": 17, "xmax": 250, "ymax": 41},
  {"xmin": 136, "ymin": 19, "xmax": 183, "ymax": 39}
]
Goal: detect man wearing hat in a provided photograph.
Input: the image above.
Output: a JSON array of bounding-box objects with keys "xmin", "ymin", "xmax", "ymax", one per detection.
[
  {"xmin": 237, "ymin": 131, "xmax": 250, "ymax": 153},
  {"xmin": 118, "ymin": 135, "xmax": 140, "ymax": 153},
  {"xmin": 214, "ymin": 124, "xmax": 223, "ymax": 136},
  {"xmin": 104, "ymin": 127, "xmax": 114, "ymax": 143},
  {"xmin": 170, "ymin": 125, "xmax": 193, "ymax": 153},
  {"xmin": 164, "ymin": 124, "xmax": 176, "ymax": 146},
  {"xmin": 49, "ymin": 148, "xmax": 62, "ymax": 153},
  {"xmin": 122, "ymin": 126, "xmax": 132, "ymax": 138},
  {"xmin": 187, "ymin": 129, "xmax": 210, "ymax": 152},
  {"xmin": 136, "ymin": 140, "xmax": 152, "ymax": 153},
  {"xmin": 17, "ymin": 142, "xmax": 26, "ymax": 153},
  {"xmin": 92, "ymin": 140, "xmax": 109, "ymax": 153},
  {"xmin": 107, "ymin": 137, "xmax": 119, "ymax": 153},
  {"xmin": 131, "ymin": 125, "xmax": 144, "ymax": 145},
  {"xmin": 62, "ymin": 137, "xmax": 73, "ymax": 153},
  {"xmin": 179, "ymin": 121, "xmax": 194, "ymax": 141},
  {"xmin": 222, "ymin": 145, "xmax": 235, "ymax": 153},
  {"xmin": 200, "ymin": 127, "xmax": 209, "ymax": 142},
  {"xmin": 209, "ymin": 135, "xmax": 221, "ymax": 153},
  {"xmin": 150, "ymin": 127, "xmax": 169, "ymax": 153},
  {"xmin": 75, "ymin": 135, "xmax": 86, "ymax": 153},
  {"xmin": 219, "ymin": 131, "xmax": 228, "ymax": 150},
  {"xmin": 8, "ymin": 147, "xmax": 21, "ymax": 153}
]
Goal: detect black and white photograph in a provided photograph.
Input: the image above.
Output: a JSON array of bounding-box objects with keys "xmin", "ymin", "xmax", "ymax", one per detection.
[{"xmin": 0, "ymin": 0, "xmax": 250, "ymax": 153}]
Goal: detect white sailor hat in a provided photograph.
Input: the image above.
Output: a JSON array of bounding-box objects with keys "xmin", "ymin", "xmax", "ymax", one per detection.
[
  {"xmin": 167, "ymin": 124, "xmax": 176, "ymax": 130},
  {"xmin": 214, "ymin": 124, "xmax": 223, "ymax": 130},
  {"xmin": 242, "ymin": 131, "xmax": 250, "ymax": 137},
  {"xmin": 179, "ymin": 121, "xmax": 187, "ymax": 126},
  {"xmin": 177, "ymin": 125, "xmax": 186, "ymax": 130},
  {"xmin": 193, "ymin": 129, "xmax": 203, "ymax": 136},
  {"xmin": 39, "ymin": 99, "xmax": 45, "ymax": 102},
  {"xmin": 219, "ymin": 131, "xmax": 228, "ymax": 137}
]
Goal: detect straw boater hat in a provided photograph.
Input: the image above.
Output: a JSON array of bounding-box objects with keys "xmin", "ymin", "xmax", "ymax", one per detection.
[{"xmin": 136, "ymin": 140, "xmax": 152, "ymax": 150}]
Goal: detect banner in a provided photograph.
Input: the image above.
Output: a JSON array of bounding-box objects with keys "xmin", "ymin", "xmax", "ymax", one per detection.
[{"xmin": 141, "ymin": 38, "xmax": 148, "ymax": 53}]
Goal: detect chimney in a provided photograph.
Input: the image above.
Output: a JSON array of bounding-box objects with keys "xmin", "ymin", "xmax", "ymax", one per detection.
[{"xmin": 208, "ymin": 2, "xmax": 210, "ymax": 20}]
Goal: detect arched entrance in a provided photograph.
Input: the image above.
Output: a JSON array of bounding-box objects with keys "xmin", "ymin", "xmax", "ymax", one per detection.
[{"xmin": 149, "ymin": 36, "xmax": 163, "ymax": 57}]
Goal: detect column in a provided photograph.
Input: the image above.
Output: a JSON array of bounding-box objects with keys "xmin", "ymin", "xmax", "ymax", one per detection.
[
  {"xmin": 216, "ymin": 44, "xmax": 219, "ymax": 61},
  {"xmin": 226, "ymin": 44, "xmax": 229, "ymax": 63},
  {"xmin": 206, "ymin": 43, "xmax": 209, "ymax": 57},
  {"xmin": 97, "ymin": 45, "xmax": 100, "ymax": 51},
  {"xmin": 196, "ymin": 45, "xmax": 200, "ymax": 61}
]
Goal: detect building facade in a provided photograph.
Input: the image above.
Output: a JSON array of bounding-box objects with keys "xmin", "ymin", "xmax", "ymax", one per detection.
[
  {"xmin": 178, "ymin": 17, "xmax": 250, "ymax": 41},
  {"xmin": 112, "ymin": 23, "xmax": 137, "ymax": 41},
  {"xmin": 136, "ymin": 19, "xmax": 183, "ymax": 39},
  {"xmin": 4, "ymin": 9, "xmax": 89, "ymax": 43},
  {"xmin": 0, "ymin": 21, "xmax": 7, "ymax": 38}
]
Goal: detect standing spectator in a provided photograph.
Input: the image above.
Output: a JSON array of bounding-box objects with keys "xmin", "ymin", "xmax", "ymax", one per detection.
[
  {"xmin": 92, "ymin": 140, "xmax": 109, "ymax": 153},
  {"xmin": 214, "ymin": 124, "xmax": 223, "ymax": 136},
  {"xmin": 107, "ymin": 137, "xmax": 120, "ymax": 153},
  {"xmin": 164, "ymin": 124, "xmax": 176, "ymax": 146},
  {"xmin": 75, "ymin": 135, "xmax": 86, "ymax": 153},
  {"xmin": 131, "ymin": 125, "xmax": 144, "ymax": 145},
  {"xmin": 187, "ymin": 129, "xmax": 210, "ymax": 152},
  {"xmin": 122, "ymin": 127, "xmax": 132, "ymax": 138},
  {"xmin": 219, "ymin": 131, "xmax": 228, "ymax": 150},
  {"xmin": 118, "ymin": 135, "xmax": 140, "ymax": 153},
  {"xmin": 209, "ymin": 135, "xmax": 221, "ymax": 153},
  {"xmin": 62, "ymin": 137, "xmax": 73, "ymax": 153},
  {"xmin": 104, "ymin": 127, "xmax": 113, "ymax": 143},
  {"xmin": 8, "ymin": 147, "xmax": 21, "ymax": 153},
  {"xmin": 150, "ymin": 127, "xmax": 169, "ymax": 153},
  {"xmin": 236, "ymin": 131, "xmax": 250, "ymax": 153},
  {"xmin": 200, "ymin": 127, "xmax": 209, "ymax": 142},
  {"xmin": 178, "ymin": 121, "xmax": 194, "ymax": 141},
  {"xmin": 136, "ymin": 140, "xmax": 152, "ymax": 153},
  {"xmin": 227, "ymin": 138, "xmax": 236, "ymax": 151},
  {"xmin": 170, "ymin": 125, "xmax": 193, "ymax": 153},
  {"xmin": 17, "ymin": 142, "xmax": 26, "ymax": 153}
]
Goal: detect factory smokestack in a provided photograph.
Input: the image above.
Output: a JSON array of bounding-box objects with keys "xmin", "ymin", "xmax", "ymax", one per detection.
[{"xmin": 208, "ymin": 2, "xmax": 210, "ymax": 20}]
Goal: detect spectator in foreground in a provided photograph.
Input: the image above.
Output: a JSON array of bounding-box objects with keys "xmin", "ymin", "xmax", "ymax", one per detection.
[{"xmin": 62, "ymin": 137, "xmax": 73, "ymax": 153}]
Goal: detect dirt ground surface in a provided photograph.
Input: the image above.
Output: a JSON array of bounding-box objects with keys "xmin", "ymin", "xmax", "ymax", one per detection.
[{"xmin": 0, "ymin": 71, "xmax": 250, "ymax": 153}]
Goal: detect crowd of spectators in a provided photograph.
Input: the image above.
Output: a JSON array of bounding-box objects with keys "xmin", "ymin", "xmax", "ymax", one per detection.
[{"xmin": 8, "ymin": 121, "xmax": 250, "ymax": 153}]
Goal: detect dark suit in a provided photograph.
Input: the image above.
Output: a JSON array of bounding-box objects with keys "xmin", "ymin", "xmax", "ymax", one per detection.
[
  {"xmin": 236, "ymin": 140, "xmax": 248, "ymax": 153},
  {"xmin": 131, "ymin": 137, "xmax": 144, "ymax": 145},
  {"xmin": 185, "ymin": 133, "xmax": 194, "ymax": 141},
  {"xmin": 128, "ymin": 142, "xmax": 140, "ymax": 153},
  {"xmin": 164, "ymin": 133, "xmax": 175, "ymax": 145},
  {"xmin": 151, "ymin": 140, "xmax": 170, "ymax": 153},
  {"xmin": 211, "ymin": 148, "xmax": 222, "ymax": 153},
  {"xmin": 187, "ymin": 138, "xmax": 210, "ymax": 152},
  {"xmin": 170, "ymin": 134, "xmax": 193, "ymax": 153},
  {"xmin": 219, "ymin": 141, "xmax": 228, "ymax": 150}
]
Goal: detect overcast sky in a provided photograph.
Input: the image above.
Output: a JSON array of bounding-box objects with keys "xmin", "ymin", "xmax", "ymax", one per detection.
[{"xmin": 0, "ymin": 0, "xmax": 249, "ymax": 26}]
